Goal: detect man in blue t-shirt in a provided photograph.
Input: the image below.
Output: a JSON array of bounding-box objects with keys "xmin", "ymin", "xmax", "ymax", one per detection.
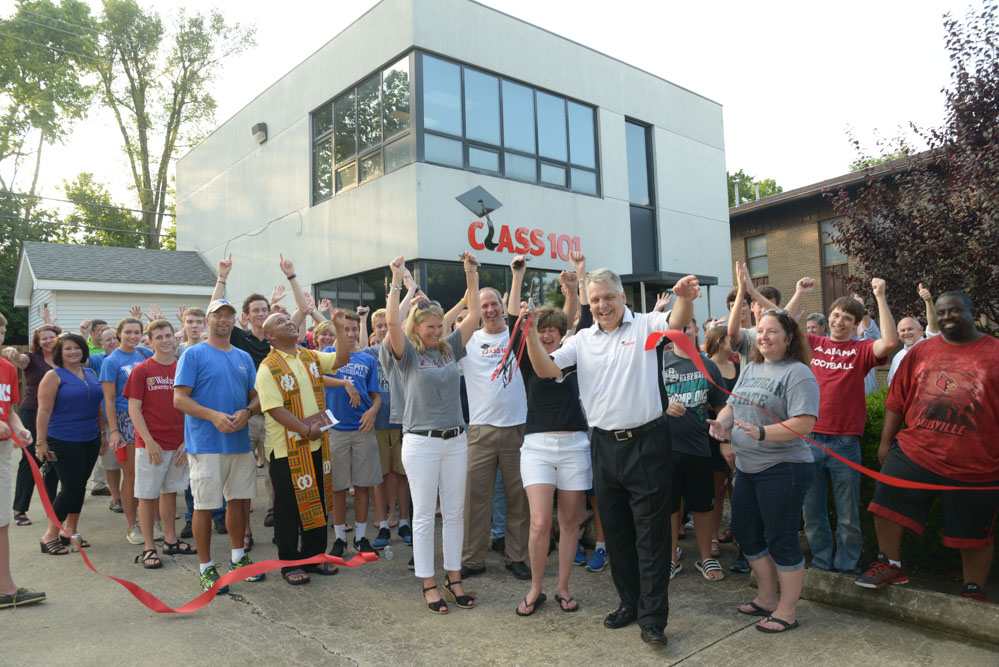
[
  {"xmin": 174, "ymin": 299, "xmax": 264, "ymax": 594},
  {"xmin": 322, "ymin": 311, "xmax": 382, "ymax": 557}
]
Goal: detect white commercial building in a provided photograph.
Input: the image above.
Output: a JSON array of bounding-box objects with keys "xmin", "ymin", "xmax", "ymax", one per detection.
[{"xmin": 177, "ymin": 0, "xmax": 731, "ymax": 317}]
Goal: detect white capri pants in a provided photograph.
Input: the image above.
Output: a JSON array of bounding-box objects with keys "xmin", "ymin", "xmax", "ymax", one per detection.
[
  {"xmin": 401, "ymin": 432, "xmax": 468, "ymax": 579},
  {"xmin": 520, "ymin": 431, "xmax": 592, "ymax": 490}
]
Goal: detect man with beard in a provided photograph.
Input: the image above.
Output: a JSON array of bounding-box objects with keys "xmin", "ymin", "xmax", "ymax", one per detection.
[{"xmin": 857, "ymin": 291, "xmax": 999, "ymax": 601}]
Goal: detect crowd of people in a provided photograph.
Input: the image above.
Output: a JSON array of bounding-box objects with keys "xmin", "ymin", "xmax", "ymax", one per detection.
[{"xmin": 0, "ymin": 250, "xmax": 996, "ymax": 648}]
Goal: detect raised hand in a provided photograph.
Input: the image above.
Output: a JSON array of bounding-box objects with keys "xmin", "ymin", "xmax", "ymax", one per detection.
[
  {"xmin": 461, "ymin": 251, "xmax": 479, "ymax": 272},
  {"xmin": 279, "ymin": 254, "xmax": 296, "ymax": 278},
  {"xmin": 570, "ymin": 250, "xmax": 585, "ymax": 276},
  {"xmin": 302, "ymin": 293, "xmax": 317, "ymax": 313},
  {"xmin": 510, "ymin": 254, "xmax": 528, "ymax": 273},
  {"xmin": 177, "ymin": 306, "xmax": 188, "ymax": 322},
  {"xmin": 218, "ymin": 255, "xmax": 233, "ymax": 280},
  {"xmin": 672, "ymin": 275, "xmax": 700, "ymax": 301},
  {"xmin": 796, "ymin": 277, "xmax": 816, "ymax": 292},
  {"xmin": 79, "ymin": 320, "xmax": 92, "ymax": 337},
  {"xmin": 319, "ymin": 298, "xmax": 333, "ymax": 314},
  {"xmin": 917, "ymin": 282, "xmax": 931, "ymax": 302},
  {"xmin": 147, "ymin": 304, "xmax": 165, "ymax": 321},
  {"xmin": 357, "ymin": 305, "xmax": 370, "ymax": 317},
  {"xmin": 871, "ymin": 277, "xmax": 887, "ymax": 299},
  {"xmin": 653, "ymin": 291, "xmax": 673, "ymax": 313},
  {"xmin": 129, "ymin": 304, "xmax": 143, "ymax": 320},
  {"xmin": 389, "ymin": 256, "xmax": 406, "ymax": 279},
  {"xmin": 270, "ymin": 284, "xmax": 287, "ymax": 304}
]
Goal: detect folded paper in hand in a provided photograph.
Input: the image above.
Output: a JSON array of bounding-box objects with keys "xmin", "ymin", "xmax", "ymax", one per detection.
[{"xmin": 292, "ymin": 409, "xmax": 338, "ymax": 440}]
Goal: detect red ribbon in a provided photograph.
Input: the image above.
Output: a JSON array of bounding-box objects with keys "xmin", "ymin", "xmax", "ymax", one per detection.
[
  {"xmin": 645, "ymin": 329, "xmax": 999, "ymax": 492},
  {"xmin": 490, "ymin": 312, "xmax": 532, "ymax": 384},
  {"xmin": 11, "ymin": 432, "xmax": 378, "ymax": 613}
]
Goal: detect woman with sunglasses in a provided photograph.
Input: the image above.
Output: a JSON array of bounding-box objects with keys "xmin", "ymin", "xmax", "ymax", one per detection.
[
  {"xmin": 384, "ymin": 253, "xmax": 480, "ymax": 614},
  {"xmin": 709, "ymin": 301, "xmax": 819, "ymax": 635}
]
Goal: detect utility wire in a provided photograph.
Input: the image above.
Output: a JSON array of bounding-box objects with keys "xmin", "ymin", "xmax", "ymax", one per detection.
[
  {"xmin": 0, "ymin": 30, "xmax": 100, "ymax": 63},
  {"xmin": 2, "ymin": 192, "xmax": 175, "ymax": 218},
  {"xmin": 0, "ymin": 212, "xmax": 167, "ymax": 237},
  {"xmin": 16, "ymin": 7, "xmax": 102, "ymax": 36}
]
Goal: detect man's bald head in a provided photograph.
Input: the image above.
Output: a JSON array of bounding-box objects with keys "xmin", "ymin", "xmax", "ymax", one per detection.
[{"xmin": 897, "ymin": 316, "xmax": 924, "ymax": 348}]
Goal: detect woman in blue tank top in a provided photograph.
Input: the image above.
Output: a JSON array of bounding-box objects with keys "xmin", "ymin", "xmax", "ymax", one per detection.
[{"xmin": 34, "ymin": 333, "xmax": 105, "ymax": 555}]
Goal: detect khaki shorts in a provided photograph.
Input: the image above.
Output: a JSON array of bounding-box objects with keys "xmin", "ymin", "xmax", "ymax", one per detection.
[
  {"xmin": 376, "ymin": 428, "xmax": 405, "ymax": 476},
  {"xmin": 331, "ymin": 430, "xmax": 382, "ymax": 491},
  {"xmin": 0, "ymin": 439, "xmax": 13, "ymax": 528},
  {"xmin": 188, "ymin": 451, "xmax": 256, "ymax": 510},
  {"xmin": 134, "ymin": 448, "xmax": 189, "ymax": 500},
  {"xmin": 249, "ymin": 413, "xmax": 266, "ymax": 461}
]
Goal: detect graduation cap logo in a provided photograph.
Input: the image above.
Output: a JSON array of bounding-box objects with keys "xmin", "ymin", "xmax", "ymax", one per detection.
[{"xmin": 456, "ymin": 186, "xmax": 502, "ymax": 251}]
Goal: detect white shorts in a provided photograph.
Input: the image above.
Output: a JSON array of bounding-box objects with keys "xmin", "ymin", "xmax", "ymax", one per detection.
[
  {"xmin": 0, "ymin": 439, "xmax": 13, "ymax": 528},
  {"xmin": 520, "ymin": 431, "xmax": 592, "ymax": 490},
  {"xmin": 188, "ymin": 451, "xmax": 256, "ymax": 510},
  {"xmin": 134, "ymin": 448, "xmax": 189, "ymax": 500}
]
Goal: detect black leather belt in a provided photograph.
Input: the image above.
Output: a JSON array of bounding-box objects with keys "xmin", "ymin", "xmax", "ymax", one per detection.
[
  {"xmin": 406, "ymin": 427, "xmax": 465, "ymax": 440},
  {"xmin": 592, "ymin": 417, "xmax": 664, "ymax": 443}
]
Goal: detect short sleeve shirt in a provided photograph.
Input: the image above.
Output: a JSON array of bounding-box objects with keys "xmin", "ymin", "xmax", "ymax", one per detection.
[
  {"xmin": 256, "ymin": 349, "xmax": 338, "ymax": 459},
  {"xmin": 658, "ymin": 349, "xmax": 727, "ymax": 457},
  {"xmin": 0, "ymin": 357, "xmax": 20, "ymax": 426},
  {"xmin": 99, "ymin": 347, "xmax": 153, "ymax": 414},
  {"xmin": 392, "ymin": 330, "xmax": 467, "ymax": 432},
  {"xmin": 123, "ymin": 358, "xmax": 184, "ymax": 450},
  {"xmin": 174, "ymin": 343, "xmax": 255, "ymax": 455},
  {"xmin": 459, "ymin": 328, "xmax": 527, "ymax": 427},
  {"xmin": 807, "ymin": 334, "xmax": 883, "ymax": 436},
  {"xmin": 322, "ymin": 348, "xmax": 380, "ymax": 432},
  {"xmin": 230, "ymin": 326, "xmax": 270, "ymax": 369}
]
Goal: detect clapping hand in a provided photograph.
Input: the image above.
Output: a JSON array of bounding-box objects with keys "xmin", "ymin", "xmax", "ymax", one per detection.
[{"xmin": 672, "ymin": 275, "xmax": 700, "ymax": 301}]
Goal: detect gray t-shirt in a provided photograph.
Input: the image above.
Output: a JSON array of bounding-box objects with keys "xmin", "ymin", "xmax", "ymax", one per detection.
[
  {"xmin": 734, "ymin": 327, "xmax": 757, "ymax": 366},
  {"xmin": 378, "ymin": 343, "xmax": 406, "ymax": 424},
  {"xmin": 385, "ymin": 329, "xmax": 467, "ymax": 432},
  {"xmin": 727, "ymin": 358, "xmax": 820, "ymax": 473}
]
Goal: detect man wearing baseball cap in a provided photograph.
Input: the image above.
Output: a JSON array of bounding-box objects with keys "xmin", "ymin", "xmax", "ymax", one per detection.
[{"xmin": 174, "ymin": 298, "xmax": 264, "ymax": 594}]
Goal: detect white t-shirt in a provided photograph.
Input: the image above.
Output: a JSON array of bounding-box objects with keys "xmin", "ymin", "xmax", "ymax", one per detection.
[
  {"xmin": 459, "ymin": 328, "xmax": 527, "ymax": 427},
  {"xmin": 887, "ymin": 330, "xmax": 939, "ymax": 386}
]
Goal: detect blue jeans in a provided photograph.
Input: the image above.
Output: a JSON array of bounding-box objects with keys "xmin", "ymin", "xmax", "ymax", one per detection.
[
  {"xmin": 732, "ymin": 462, "xmax": 814, "ymax": 571},
  {"xmin": 491, "ymin": 469, "xmax": 506, "ymax": 540},
  {"xmin": 802, "ymin": 434, "xmax": 863, "ymax": 572},
  {"xmin": 184, "ymin": 486, "xmax": 225, "ymax": 522}
]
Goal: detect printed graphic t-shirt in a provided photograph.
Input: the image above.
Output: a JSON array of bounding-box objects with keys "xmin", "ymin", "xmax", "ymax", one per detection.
[
  {"xmin": 322, "ymin": 347, "xmax": 380, "ymax": 432},
  {"xmin": 123, "ymin": 358, "xmax": 184, "ymax": 450},
  {"xmin": 658, "ymin": 348, "xmax": 727, "ymax": 457},
  {"xmin": 0, "ymin": 357, "xmax": 20, "ymax": 426},
  {"xmin": 99, "ymin": 347, "xmax": 154, "ymax": 413},
  {"xmin": 459, "ymin": 327, "xmax": 527, "ymax": 427},
  {"xmin": 807, "ymin": 334, "xmax": 882, "ymax": 436}
]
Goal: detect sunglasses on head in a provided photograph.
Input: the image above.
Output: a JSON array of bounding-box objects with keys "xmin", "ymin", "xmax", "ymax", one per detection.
[{"xmin": 417, "ymin": 299, "xmax": 442, "ymax": 311}]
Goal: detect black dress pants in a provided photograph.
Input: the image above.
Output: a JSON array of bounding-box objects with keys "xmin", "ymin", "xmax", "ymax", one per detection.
[
  {"xmin": 592, "ymin": 420, "xmax": 672, "ymax": 629},
  {"xmin": 269, "ymin": 448, "xmax": 329, "ymax": 574},
  {"xmin": 12, "ymin": 408, "xmax": 59, "ymax": 514}
]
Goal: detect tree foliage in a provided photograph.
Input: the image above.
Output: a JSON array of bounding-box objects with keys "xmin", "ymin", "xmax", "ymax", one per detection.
[
  {"xmin": 0, "ymin": 193, "xmax": 57, "ymax": 341},
  {"xmin": 831, "ymin": 1, "xmax": 999, "ymax": 335},
  {"xmin": 58, "ymin": 171, "xmax": 145, "ymax": 246},
  {"xmin": 727, "ymin": 169, "xmax": 782, "ymax": 208}
]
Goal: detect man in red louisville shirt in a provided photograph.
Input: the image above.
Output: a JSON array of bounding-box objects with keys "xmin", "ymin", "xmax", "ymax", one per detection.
[{"xmin": 856, "ymin": 291, "xmax": 999, "ymax": 601}]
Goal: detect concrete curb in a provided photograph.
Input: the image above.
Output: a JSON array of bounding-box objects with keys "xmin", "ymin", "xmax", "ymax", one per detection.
[{"xmin": 801, "ymin": 569, "xmax": 999, "ymax": 646}]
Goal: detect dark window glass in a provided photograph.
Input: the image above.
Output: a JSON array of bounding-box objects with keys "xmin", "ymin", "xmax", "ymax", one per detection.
[
  {"xmin": 382, "ymin": 57, "xmax": 410, "ymax": 139},
  {"xmin": 505, "ymin": 152, "xmax": 536, "ymax": 182},
  {"xmin": 469, "ymin": 146, "xmax": 499, "ymax": 172},
  {"xmin": 356, "ymin": 73, "xmax": 382, "ymax": 154},
  {"xmin": 384, "ymin": 133, "xmax": 415, "ymax": 173},
  {"xmin": 334, "ymin": 90, "xmax": 357, "ymax": 163},
  {"xmin": 425, "ymin": 134, "xmax": 463, "ymax": 167},
  {"xmin": 314, "ymin": 102, "xmax": 333, "ymax": 138},
  {"xmin": 359, "ymin": 152, "xmax": 383, "ymax": 184},
  {"xmin": 422, "ymin": 55, "xmax": 462, "ymax": 135},
  {"xmin": 536, "ymin": 92, "xmax": 567, "ymax": 161},
  {"xmin": 567, "ymin": 102, "xmax": 595, "ymax": 168},
  {"xmin": 630, "ymin": 206, "xmax": 657, "ymax": 274},
  {"xmin": 570, "ymin": 168, "xmax": 597, "ymax": 195},
  {"xmin": 540, "ymin": 162, "xmax": 566, "ymax": 187},
  {"xmin": 626, "ymin": 121, "xmax": 650, "ymax": 206},
  {"xmin": 501, "ymin": 80, "xmax": 535, "ymax": 153},
  {"xmin": 464, "ymin": 69, "xmax": 500, "ymax": 145},
  {"xmin": 313, "ymin": 137, "xmax": 332, "ymax": 202},
  {"xmin": 335, "ymin": 162, "xmax": 357, "ymax": 192}
]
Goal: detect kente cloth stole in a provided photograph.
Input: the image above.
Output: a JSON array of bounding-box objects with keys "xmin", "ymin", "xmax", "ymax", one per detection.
[{"xmin": 262, "ymin": 348, "xmax": 333, "ymax": 531}]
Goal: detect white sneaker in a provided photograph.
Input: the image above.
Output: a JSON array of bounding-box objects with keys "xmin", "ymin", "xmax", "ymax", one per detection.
[{"xmin": 126, "ymin": 525, "xmax": 144, "ymax": 545}]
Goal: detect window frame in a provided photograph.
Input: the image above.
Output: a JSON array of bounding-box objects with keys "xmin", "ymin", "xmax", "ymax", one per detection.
[{"xmin": 745, "ymin": 234, "xmax": 769, "ymax": 279}]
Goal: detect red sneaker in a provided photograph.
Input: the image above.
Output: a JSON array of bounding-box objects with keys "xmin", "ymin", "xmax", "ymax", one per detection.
[{"xmin": 854, "ymin": 560, "xmax": 909, "ymax": 589}]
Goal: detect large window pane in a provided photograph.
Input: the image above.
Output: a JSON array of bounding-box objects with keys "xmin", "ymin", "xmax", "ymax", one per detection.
[
  {"xmin": 502, "ymin": 80, "xmax": 535, "ymax": 153},
  {"xmin": 334, "ymin": 90, "xmax": 356, "ymax": 163},
  {"xmin": 314, "ymin": 102, "xmax": 333, "ymax": 138},
  {"xmin": 570, "ymin": 168, "xmax": 597, "ymax": 195},
  {"xmin": 820, "ymin": 220, "xmax": 848, "ymax": 266},
  {"xmin": 568, "ymin": 102, "xmax": 595, "ymax": 168},
  {"xmin": 748, "ymin": 257, "xmax": 769, "ymax": 277},
  {"xmin": 356, "ymin": 73, "xmax": 382, "ymax": 154},
  {"xmin": 505, "ymin": 152, "xmax": 536, "ymax": 182},
  {"xmin": 540, "ymin": 162, "xmax": 566, "ymax": 187},
  {"xmin": 463, "ymin": 69, "xmax": 500, "ymax": 145},
  {"xmin": 746, "ymin": 235, "xmax": 767, "ymax": 258},
  {"xmin": 384, "ymin": 133, "xmax": 415, "ymax": 173},
  {"xmin": 382, "ymin": 57, "xmax": 410, "ymax": 139},
  {"xmin": 335, "ymin": 162, "xmax": 357, "ymax": 192},
  {"xmin": 469, "ymin": 146, "xmax": 499, "ymax": 172},
  {"xmin": 359, "ymin": 151, "xmax": 383, "ymax": 184},
  {"xmin": 630, "ymin": 206, "xmax": 657, "ymax": 274},
  {"xmin": 313, "ymin": 138, "xmax": 332, "ymax": 201},
  {"xmin": 536, "ymin": 92, "xmax": 567, "ymax": 162},
  {"xmin": 425, "ymin": 134, "xmax": 463, "ymax": 167},
  {"xmin": 626, "ymin": 121, "xmax": 650, "ymax": 206},
  {"xmin": 422, "ymin": 55, "xmax": 462, "ymax": 135}
]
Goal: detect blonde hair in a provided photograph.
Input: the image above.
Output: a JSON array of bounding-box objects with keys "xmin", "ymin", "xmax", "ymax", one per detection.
[
  {"xmin": 404, "ymin": 303, "xmax": 451, "ymax": 357},
  {"xmin": 371, "ymin": 308, "xmax": 387, "ymax": 321},
  {"xmin": 314, "ymin": 321, "xmax": 336, "ymax": 338}
]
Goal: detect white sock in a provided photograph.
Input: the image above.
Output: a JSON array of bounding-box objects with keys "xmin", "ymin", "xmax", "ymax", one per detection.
[
  {"xmin": 888, "ymin": 558, "xmax": 902, "ymax": 568},
  {"xmin": 199, "ymin": 561, "xmax": 214, "ymax": 574},
  {"xmin": 379, "ymin": 520, "xmax": 389, "ymax": 529},
  {"xmin": 596, "ymin": 541, "xmax": 606, "ymax": 551},
  {"xmin": 334, "ymin": 524, "xmax": 347, "ymax": 541},
  {"xmin": 231, "ymin": 548, "xmax": 245, "ymax": 564},
  {"xmin": 399, "ymin": 519, "xmax": 410, "ymax": 528},
  {"xmin": 354, "ymin": 522, "xmax": 367, "ymax": 540}
]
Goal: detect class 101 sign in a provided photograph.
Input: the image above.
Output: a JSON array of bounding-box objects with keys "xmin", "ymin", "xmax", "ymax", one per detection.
[{"xmin": 467, "ymin": 220, "xmax": 582, "ymax": 260}]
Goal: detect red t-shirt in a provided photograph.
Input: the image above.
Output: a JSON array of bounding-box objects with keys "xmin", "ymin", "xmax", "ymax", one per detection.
[
  {"xmin": 808, "ymin": 334, "xmax": 883, "ymax": 436},
  {"xmin": 886, "ymin": 335, "xmax": 999, "ymax": 483},
  {"xmin": 0, "ymin": 357, "xmax": 20, "ymax": 426},
  {"xmin": 123, "ymin": 358, "xmax": 183, "ymax": 450}
]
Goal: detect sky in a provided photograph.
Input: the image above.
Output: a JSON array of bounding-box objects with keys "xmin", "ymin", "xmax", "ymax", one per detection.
[{"xmin": 0, "ymin": 0, "xmax": 976, "ymax": 214}]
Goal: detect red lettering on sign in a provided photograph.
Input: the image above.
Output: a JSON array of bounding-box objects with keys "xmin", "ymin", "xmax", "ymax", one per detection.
[
  {"xmin": 466, "ymin": 221, "xmax": 582, "ymax": 259},
  {"xmin": 514, "ymin": 227, "xmax": 531, "ymax": 255},
  {"xmin": 529, "ymin": 229, "xmax": 546, "ymax": 256},
  {"xmin": 497, "ymin": 225, "xmax": 515, "ymax": 252},
  {"xmin": 468, "ymin": 220, "xmax": 485, "ymax": 250}
]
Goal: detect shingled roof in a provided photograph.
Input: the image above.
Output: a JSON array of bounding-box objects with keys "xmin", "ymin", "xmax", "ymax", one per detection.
[{"xmin": 20, "ymin": 241, "xmax": 217, "ymax": 287}]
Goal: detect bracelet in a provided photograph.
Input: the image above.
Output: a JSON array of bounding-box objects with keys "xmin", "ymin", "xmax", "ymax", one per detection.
[
  {"xmin": 389, "ymin": 284, "xmax": 402, "ymax": 291},
  {"xmin": 757, "ymin": 425, "xmax": 765, "ymax": 441},
  {"xmin": 286, "ymin": 273, "xmax": 296, "ymax": 281}
]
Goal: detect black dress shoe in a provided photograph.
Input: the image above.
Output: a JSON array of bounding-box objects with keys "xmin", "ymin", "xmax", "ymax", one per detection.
[
  {"xmin": 460, "ymin": 564, "xmax": 486, "ymax": 578},
  {"xmin": 490, "ymin": 536, "xmax": 506, "ymax": 553},
  {"xmin": 603, "ymin": 605, "xmax": 637, "ymax": 629},
  {"xmin": 640, "ymin": 625, "xmax": 668, "ymax": 646},
  {"xmin": 506, "ymin": 560, "xmax": 531, "ymax": 580}
]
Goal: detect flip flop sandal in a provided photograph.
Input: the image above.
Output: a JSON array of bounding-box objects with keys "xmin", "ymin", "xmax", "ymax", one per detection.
[
  {"xmin": 135, "ymin": 549, "xmax": 162, "ymax": 570},
  {"xmin": 282, "ymin": 569, "xmax": 311, "ymax": 586},
  {"xmin": 14, "ymin": 513, "xmax": 31, "ymax": 527},
  {"xmin": 696, "ymin": 559, "xmax": 725, "ymax": 581},
  {"xmin": 670, "ymin": 561, "xmax": 683, "ymax": 580},
  {"xmin": 554, "ymin": 593, "xmax": 579, "ymax": 612},
  {"xmin": 738, "ymin": 601, "xmax": 775, "ymax": 617},
  {"xmin": 515, "ymin": 592, "xmax": 546, "ymax": 617},
  {"xmin": 162, "ymin": 540, "xmax": 195, "ymax": 555},
  {"xmin": 756, "ymin": 616, "xmax": 800, "ymax": 633}
]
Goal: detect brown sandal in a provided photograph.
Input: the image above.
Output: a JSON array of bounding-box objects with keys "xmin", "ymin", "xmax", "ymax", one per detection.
[
  {"xmin": 39, "ymin": 538, "xmax": 69, "ymax": 555},
  {"xmin": 135, "ymin": 549, "xmax": 162, "ymax": 569}
]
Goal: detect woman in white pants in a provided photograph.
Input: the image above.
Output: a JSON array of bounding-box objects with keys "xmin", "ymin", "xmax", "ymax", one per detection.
[{"xmin": 384, "ymin": 252, "xmax": 480, "ymax": 614}]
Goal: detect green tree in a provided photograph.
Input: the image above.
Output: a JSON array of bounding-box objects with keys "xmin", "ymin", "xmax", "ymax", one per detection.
[
  {"xmin": 58, "ymin": 172, "xmax": 146, "ymax": 247},
  {"xmin": 727, "ymin": 169, "xmax": 782, "ymax": 208},
  {"xmin": 0, "ymin": 193, "xmax": 57, "ymax": 340},
  {"xmin": 92, "ymin": 0, "xmax": 255, "ymax": 248}
]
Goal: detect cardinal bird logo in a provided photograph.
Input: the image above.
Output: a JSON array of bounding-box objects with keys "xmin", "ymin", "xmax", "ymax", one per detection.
[{"xmin": 935, "ymin": 372, "xmax": 956, "ymax": 393}]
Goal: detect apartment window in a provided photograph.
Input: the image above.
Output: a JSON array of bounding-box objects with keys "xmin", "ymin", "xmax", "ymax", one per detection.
[
  {"xmin": 820, "ymin": 219, "xmax": 849, "ymax": 266},
  {"xmin": 418, "ymin": 52, "xmax": 599, "ymax": 196},
  {"xmin": 746, "ymin": 235, "xmax": 768, "ymax": 278},
  {"xmin": 820, "ymin": 218, "xmax": 850, "ymax": 310},
  {"xmin": 626, "ymin": 119, "xmax": 657, "ymax": 273},
  {"xmin": 311, "ymin": 53, "xmax": 414, "ymax": 204}
]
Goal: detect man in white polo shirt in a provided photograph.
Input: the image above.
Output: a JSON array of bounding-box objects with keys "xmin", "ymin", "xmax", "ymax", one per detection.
[{"xmin": 530, "ymin": 268, "xmax": 699, "ymax": 648}]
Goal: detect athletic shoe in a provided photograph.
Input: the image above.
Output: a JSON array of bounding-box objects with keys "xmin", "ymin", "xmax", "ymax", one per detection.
[
  {"xmin": 90, "ymin": 486, "xmax": 111, "ymax": 496},
  {"xmin": 213, "ymin": 517, "xmax": 228, "ymax": 535},
  {"xmin": 0, "ymin": 587, "xmax": 46, "ymax": 609},
  {"xmin": 372, "ymin": 527, "xmax": 391, "ymax": 550},
  {"xmin": 230, "ymin": 553, "xmax": 265, "ymax": 582},
  {"xmin": 960, "ymin": 583, "xmax": 988, "ymax": 602},
  {"xmin": 109, "ymin": 501, "xmax": 123, "ymax": 513},
  {"xmin": 180, "ymin": 521, "xmax": 193, "ymax": 539},
  {"xmin": 586, "ymin": 547, "xmax": 608, "ymax": 573},
  {"xmin": 330, "ymin": 538, "xmax": 347, "ymax": 558},
  {"xmin": 199, "ymin": 565, "xmax": 229, "ymax": 595},
  {"xmin": 855, "ymin": 559, "xmax": 909, "ymax": 589},
  {"xmin": 398, "ymin": 523, "xmax": 413, "ymax": 545},
  {"xmin": 574, "ymin": 543, "xmax": 588, "ymax": 567},
  {"xmin": 126, "ymin": 525, "xmax": 144, "ymax": 545},
  {"xmin": 354, "ymin": 536, "xmax": 377, "ymax": 554}
]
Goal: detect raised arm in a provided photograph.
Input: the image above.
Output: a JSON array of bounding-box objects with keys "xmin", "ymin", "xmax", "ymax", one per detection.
[
  {"xmin": 357, "ymin": 305, "xmax": 370, "ymax": 347},
  {"xmin": 456, "ymin": 252, "xmax": 481, "ymax": 345},
  {"xmin": 507, "ymin": 255, "xmax": 527, "ymax": 316},
  {"xmin": 523, "ymin": 307, "xmax": 563, "ymax": 380},
  {"xmin": 386, "ymin": 257, "xmax": 408, "ymax": 360},
  {"xmin": 211, "ymin": 255, "xmax": 232, "ymax": 303},
  {"xmin": 667, "ymin": 275, "xmax": 700, "ymax": 330},
  {"xmin": 560, "ymin": 270, "xmax": 579, "ymax": 324},
  {"xmin": 279, "ymin": 255, "xmax": 315, "ymax": 320},
  {"xmin": 570, "ymin": 250, "xmax": 587, "ymax": 306},
  {"xmin": 918, "ymin": 283, "xmax": 939, "ymax": 334},
  {"xmin": 871, "ymin": 278, "xmax": 900, "ymax": 358},
  {"xmin": 728, "ymin": 261, "xmax": 749, "ymax": 348},
  {"xmin": 784, "ymin": 276, "xmax": 815, "ymax": 320},
  {"xmin": 328, "ymin": 310, "xmax": 351, "ymax": 372},
  {"xmin": 442, "ymin": 292, "xmax": 467, "ymax": 333}
]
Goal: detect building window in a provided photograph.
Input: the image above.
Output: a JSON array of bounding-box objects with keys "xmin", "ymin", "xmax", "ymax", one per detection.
[
  {"xmin": 311, "ymin": 53, "xmax": 414, "ymax": 205},
  {"xmin": 626, "ymin": 119, "xmax": 657, "ymax": 273},
  {"xmin": 418, "ymin": 52, "xmax": 599, "ymax": 196},
  {"xmin": 746, "ymin": 234, "xmax": 768, "ymax": 279},
  {"xmin": 820, "ymin": 218, "xmax": 850, "ymax": 310}
]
